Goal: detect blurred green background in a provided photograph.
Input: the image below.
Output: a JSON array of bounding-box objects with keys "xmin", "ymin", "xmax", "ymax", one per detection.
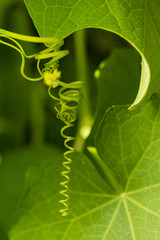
[{"xmin": 0, "ymin": 0, "xmax": 140, "ymax": 239}]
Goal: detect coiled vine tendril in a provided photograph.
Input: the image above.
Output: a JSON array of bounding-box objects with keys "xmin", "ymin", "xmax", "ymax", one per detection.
[
  {"xmin": 49, "ymin": 83, "xmax": 82, "ymax": 216},
  {"xmin": 0, "ymin": 29, "xmax": 83, "ymax": 216}
]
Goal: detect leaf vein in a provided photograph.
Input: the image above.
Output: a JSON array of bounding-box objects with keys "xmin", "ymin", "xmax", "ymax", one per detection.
[
  {"xmin": 123, "ymin": 198, "xmax": 136, "ymax": 240},
  {"xmin": 127, "ymin": 196, "xmax": 160, "ymax": 218}
]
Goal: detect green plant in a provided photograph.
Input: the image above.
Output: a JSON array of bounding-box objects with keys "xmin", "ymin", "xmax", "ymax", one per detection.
[{"xmin": 0, "ymin": 0, "xmax": 160, "ymax": 239}]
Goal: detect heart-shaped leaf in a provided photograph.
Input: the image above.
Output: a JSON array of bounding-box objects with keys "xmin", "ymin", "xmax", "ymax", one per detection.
[
  {"xmin": 24, "ymin": 0, "xmax": 160, "ymax": 105},
  {"xmin": 10, "ymin": 96, "xmax": 160, "ymax": 239}
]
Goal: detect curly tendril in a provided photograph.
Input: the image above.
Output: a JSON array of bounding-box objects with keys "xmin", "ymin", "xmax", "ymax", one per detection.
[
  {"xmin": 49, "ymin": 82, "xmax": 83, "ymax": 216},
  {"xmin": 0, "ymin": 28, "xmax": 83, "ymax": 216},
  {"xmin": 0, "ymin": 29, "xmax": 69, "ymax": 81}
]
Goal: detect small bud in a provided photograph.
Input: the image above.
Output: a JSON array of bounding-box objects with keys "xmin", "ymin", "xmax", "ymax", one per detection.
[{"xmin": 44, "ymin": 69, "xmax": 61, "ymax": 88}]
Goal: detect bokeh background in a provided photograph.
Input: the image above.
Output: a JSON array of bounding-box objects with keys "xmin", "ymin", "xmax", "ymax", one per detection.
[{"xmin": 0, "ymin": 1, "xmax": 141, "ymax": 239}]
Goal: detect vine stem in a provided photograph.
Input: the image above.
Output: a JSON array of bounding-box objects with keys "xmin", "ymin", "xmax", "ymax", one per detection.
[
  {"xmin": 87, "ymin": 147, "xmax": 123, "ymax": 194},
  {"xmin": 73, "ymin": 29, "xmax": 94, "ymax": 151},
  {"xmin": 73, "ymin": 30, "xmax": 122, "ymax": 194}
]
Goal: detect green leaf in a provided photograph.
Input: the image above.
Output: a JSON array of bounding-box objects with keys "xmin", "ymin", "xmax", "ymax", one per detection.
[
  {"xmin": 0, "ymin": 146, "xmax": 60, "ymax": 238},
  {"xmin": 10, "ymin": 96, "xmax": 160, "ymax": 239},
  {"xmin": 96, "ymin": 95, "xmax": 160, "ymax": 188},
  {"xmin": 24, "ymin": 0, "xmax": 160, "ymax": 105},
  {"xmin": 88, "ymin": 48, "xmax": 141, "ymax": 145},
  {"xmin": 95, "ymin": 48, "xmax": 140, "ymax": 118}
]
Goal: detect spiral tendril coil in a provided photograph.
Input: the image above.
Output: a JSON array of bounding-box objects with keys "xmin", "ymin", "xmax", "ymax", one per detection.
[
  {"xmin": 49, "ymin": 85, "xmax": 82, "ymax": 216},
  {"xmin": 0, "ymin": 29, "xmax": 83, "ymax": 216}
]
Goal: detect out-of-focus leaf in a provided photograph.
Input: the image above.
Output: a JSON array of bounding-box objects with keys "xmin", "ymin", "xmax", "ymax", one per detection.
[
  {"xmin": 89, "ymin": 48, "xmax": 141, "ymax": 145},
  {"xmin": 0, "ymin": 145, "xmax": 62, "ymax": 239}
]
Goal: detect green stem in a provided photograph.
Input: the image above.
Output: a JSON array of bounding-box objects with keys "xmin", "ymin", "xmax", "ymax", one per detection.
[
  {"xmin": 30, "ymin": 84, "xmax": 45, "ymax": 146},
  {"xmin": 0, "ymin": 28, "xmax": 59, "ymax": 43},
  {"xmin": 87, "ymin": 147, "xmax": 123, "ymax": 194},
  {"xmin": 73, "ymin": 29, "xmax": 94, "ymax": 151}
]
